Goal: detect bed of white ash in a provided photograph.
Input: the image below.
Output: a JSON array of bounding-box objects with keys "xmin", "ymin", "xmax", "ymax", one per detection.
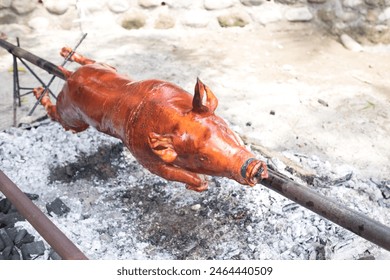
[{"xmin": 0, "ymin": 120, "xmax": 389, "ymax": 260}]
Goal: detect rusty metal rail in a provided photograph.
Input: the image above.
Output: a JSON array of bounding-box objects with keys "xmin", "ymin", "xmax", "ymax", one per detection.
[
  {"xmin": 261, "ymin": 169, "xmax": 390, "ymax": 251},
  {"xmin": 0, "ymin": 170, "xmax": 88, "ymax": 260}
]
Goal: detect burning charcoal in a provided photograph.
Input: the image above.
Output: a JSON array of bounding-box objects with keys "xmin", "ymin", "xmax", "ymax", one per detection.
[
  {"xmin": 11, "ymin": 246, "xmax": 21, "ymax": 260},
  {"xmin": 21, "ymin": 241, "xmax": 45, "ymax": 260},
  {"xmin": 46, "ymin": 198, "xmax": 70, "ymax": 217},
  {"xmin": 0, "ymin": 212, "xmax": 26, "ymax": 227},
  {"xmin": 0, "ymin": 228, "xmax": 13, "ymax": 247}
]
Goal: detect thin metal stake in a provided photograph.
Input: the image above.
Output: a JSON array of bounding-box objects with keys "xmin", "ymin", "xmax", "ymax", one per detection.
[{"xmin": 28, "ymin": 33, "xmax": 88, "ymax": 116}]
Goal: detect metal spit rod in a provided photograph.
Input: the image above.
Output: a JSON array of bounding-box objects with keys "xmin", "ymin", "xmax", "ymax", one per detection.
[
  {"xmin": 0, "ymin": 170, "xmax": 88, "ymax": 260},
  {"xmin": 261, "ymin": 169, "xmax": 390, "ymax": 251}
]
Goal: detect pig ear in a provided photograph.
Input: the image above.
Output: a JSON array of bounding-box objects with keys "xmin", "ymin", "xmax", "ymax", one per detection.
[
  {"xmin": 148, "ymin": 132, "xmax": 177, "ymax": 163},
  {"xmin": 192, "ymin": 78, "xmax": 218, "ymax": 114}
]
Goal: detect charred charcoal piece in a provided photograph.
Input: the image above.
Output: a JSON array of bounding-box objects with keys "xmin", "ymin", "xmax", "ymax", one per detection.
[
  {"xmin": 0, "ymin": 228, "xmax": 13, "ymax": 247},
  {"xmin": 0, "ymin": 198, "xmax": 12, "ymax": 214},
  {"xmin": 21, "ymin": 241, "xmax": 45, "ymax": 260},
  {"xmin": 0, "ymin": 212, "xmax": 26, "ymax": 227},
  {"xmin": 48, "ymin": 248, "xmax": 62, "ymax": 260},
  {"xmin": 46, "ymin": 198, "xmax": 70, "ymax": 217}
]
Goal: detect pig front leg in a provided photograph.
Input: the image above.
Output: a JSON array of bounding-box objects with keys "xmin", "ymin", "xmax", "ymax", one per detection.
[
  {"xmin": 60, "ymin": 47, "xmax": 95, "ymax": 65},
  {"xmin": 148, "ymin": 163, "xmax": 208, "ymax": 192}
]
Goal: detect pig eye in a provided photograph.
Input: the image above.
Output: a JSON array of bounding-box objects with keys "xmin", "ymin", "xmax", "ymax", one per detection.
[{"xmin": 199, "ymin": 155, "xmax": 208, "ymax": 162}]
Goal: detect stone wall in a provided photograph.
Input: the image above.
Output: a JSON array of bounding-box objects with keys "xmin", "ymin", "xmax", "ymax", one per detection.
[{"xmin": 0, "ymin": 0, "xmax": 389, "ymax": 44}]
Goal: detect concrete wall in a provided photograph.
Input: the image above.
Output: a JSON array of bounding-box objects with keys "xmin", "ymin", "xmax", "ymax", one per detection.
[{"xmin": 1, "ymin": 0, "xmax": 389, "ymax": 44}]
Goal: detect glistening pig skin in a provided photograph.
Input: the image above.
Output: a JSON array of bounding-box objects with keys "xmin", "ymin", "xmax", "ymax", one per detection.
[{"xmin": 34, "ymin": 47, "xmax": 268, "ymax": 192}]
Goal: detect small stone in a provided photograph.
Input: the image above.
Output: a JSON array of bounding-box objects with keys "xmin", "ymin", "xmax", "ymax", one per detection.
[
  {"xmin": 155, "ymin": 13, "xmax": 175, "ymax": 29},
  {"xmin": 204, "ymin": 0, "xmax": 234, "ymax": 10},
  {"xmin": 43, "ymin": 0, "xmax": 69, "ymax": 15},
  {"xmin": 121, "ymin": 11, "xmax": 147, "ymax": 30},
  {"xmin": 240, "ymin": 0, "xmax": 264, "ymax": 6},
  {"xmin": 285, "ymin": 7, "xmax": 313, "ymax": 22},
  {"xmin": 270, "ymin": 110, "xmax": 275, "ymax": 115},
  {"xmin": 318, "ymin": 99, "xmax": 329, "ymax": 107},
  {"xmin": 182, "ymin": 10, "xmax": 211, "ymax": 28},
  {"xmin": 191, "ymin": 204, "xmax": 201, "ymax": 211},
  {"xmin": 218, "ymin": 10, "xmax": 251, "ymax": 28},
  {"xmin": 108, "ymin": 0, "xmax": 129, "ymax": 13},
  {"xmin": 317, "ymin": 9, "xmax": 336, "ymax": 23},
  {"xmin": 340, "ymin": 34, "xmax": 364, "ymax": 52},
  {"xmin": 138, "ymin": 0, "xmax": 160, "ymax": 8},
  {"xmin": 11, "ymin": 0, "xmax": 37, "ymax": 15},
  {"xmin": 46, "ymin": 198, "xmax": 70, "ymax": 217}
]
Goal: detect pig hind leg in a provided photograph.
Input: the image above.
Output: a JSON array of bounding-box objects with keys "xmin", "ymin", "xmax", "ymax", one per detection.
[
  {"xmin": 33, "ymin": 87, "xmax": 60, "ymax": 122},
  {"xmin": 33, "ymin": 87, "xmax": 89, "ymax": 133}
]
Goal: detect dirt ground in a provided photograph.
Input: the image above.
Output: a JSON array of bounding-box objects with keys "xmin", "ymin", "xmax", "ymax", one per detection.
[
  {"xmin": 1, "ymin": 21, "xmax": 390, "ymax": 180},
  {"xmin": 0, "ymin": 21, "xmax": 389, "ymax": 260}
]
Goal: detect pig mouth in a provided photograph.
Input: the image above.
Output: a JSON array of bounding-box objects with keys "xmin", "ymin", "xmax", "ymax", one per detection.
[{"xmin": 240, "ymin": 158, "xmax": 268, "ymax": 186}]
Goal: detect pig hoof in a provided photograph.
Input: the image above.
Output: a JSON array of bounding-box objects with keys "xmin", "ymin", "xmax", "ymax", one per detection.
[
  {"xmin": 60, "ymin": 47, "xmax": 74, "ymax": 60},
  {"xmin": 186, "ymin": 182, "xmax": 208, "ymax": 192}
]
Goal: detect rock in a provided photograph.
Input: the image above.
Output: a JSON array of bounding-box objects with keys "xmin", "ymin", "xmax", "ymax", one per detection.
[
  {"xmin": 121, "ymin": 10, "xmax": 147, "ymax": 29},
  {"xmin": 378, "ymin": 7, "xmax": 390, "ymax": 22},
  {"xmin": 218, "ymin": 10, "xmax": 251, "ymax": 28},
  {"xmin": 11, "ymin": 0, "xmax": 37, "ymax": 15},
  {"xmin": 46, "ymin": 198, "xmax": 70, "ymax": 217},
  {"xmin": 285, "ymin": 7, "xmax": 313, "ymax": 22},
  {"xmin": 275, "ymin": 0, "xmax": 298, "ymax": 4},
  {"xmin": 182, "ymin": 9, "xmax": 211, "ymax": 28},
  {"xmin": 164, "ymin": 0, "xmax": 193, "ymax": 8},
  {"xmin": 0, "ymin": 0, "xmax": 11, "ymax": 9},
  {"xmin": 0, "ymin": 10, "xmax": 17, "ymax": 24},
  {"xmin": 340, "ymin": 34, "xmax": 364, "ymax": 52},
  {"xmin": 155, "ymin": 13, "xmax": 175, "ymax": 29},
  {"xmin": 240, "ymin": 0, "xmax": 264, "ymax": 6},
  {"xmin": 343, "ymin": 0, "xmax": 363, "ymax": 7},
  {"xmin": 108, "ymin": 0, "xmax": 129, "ymax": 13},
  {"xmin": 366, "ymin": 9, "xmax": 379, "ymax": 23},
  {"xmin": 364, "ymin": 0, "xmax": 385, "ymax": 7},
  {"xmin": 250, "ymin": 3, "xmax": 283, "ymax": 25},
  {"xmin": 308, "ymin": 0, "xmax": 327, "ymax": 3},
  {"xmin": 204, "ymin": 0, "xmax": 234, "ymax": 10},
  {"xmin": 191, "ymin": 204, "xmax": 201, "ymax": 211},
  {"xmin": 43, "ymin": 0, "xmax": 69, "ymax": 15},
  {"xmin": 317, "ymin": 9, "xmax": 336, "ymax": 23},
  {"xmin": 138, "ymin": 0, "xmax": 160, "ymax": 8},
  {"xmin": 28, "ymin": 17, "xmax": 50, "ymax": 31}
]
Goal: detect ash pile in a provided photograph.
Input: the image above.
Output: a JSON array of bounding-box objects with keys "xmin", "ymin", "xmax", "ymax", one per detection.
[{"xmin": 0, "ymin": 120, "xmax": 389, "ymax": 260}]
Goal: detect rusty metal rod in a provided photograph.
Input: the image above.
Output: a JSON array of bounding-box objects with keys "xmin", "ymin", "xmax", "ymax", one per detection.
[
  {"xmin": 261, "ymin": 169, "xmax": 390, "ymax": 251},
  {"xmin": 0, "ymin": 170, "xmax": 88, "ymax": 260},
  {"xmin": 0, "ymin": 38, "xmax": 66, "ymax": 80}
]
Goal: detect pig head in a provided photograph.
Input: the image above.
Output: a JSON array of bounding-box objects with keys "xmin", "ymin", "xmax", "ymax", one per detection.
[{"xmin": 34, "ymin": 48, "xmax": 268, "ymax": 192}]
